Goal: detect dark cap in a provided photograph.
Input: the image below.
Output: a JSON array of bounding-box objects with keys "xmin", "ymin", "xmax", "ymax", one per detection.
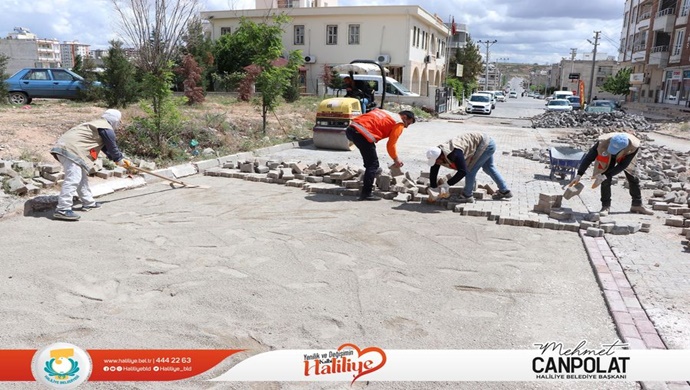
[{"xmin": 399, "ymin": 110, "xmax": 416, "ymax": 123}]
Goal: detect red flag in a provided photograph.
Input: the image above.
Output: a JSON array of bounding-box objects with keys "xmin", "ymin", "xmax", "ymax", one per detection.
[{"xmin": 451, "ymin": 17, "xmax": 457, "ymax": 35}]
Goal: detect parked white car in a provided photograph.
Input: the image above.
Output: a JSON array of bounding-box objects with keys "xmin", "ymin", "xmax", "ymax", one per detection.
[
  {"xmin": 509, "ymin": 91, "xmax": 518, "ymax": 98},
  {"xmin": 466, "ymin": 93, "xmax": 493, "ymax": 115},
  {"xmin": 545, "ymin": 99, "xmax": 573, "ymax": 112},
  {"xmin": 493, "ymin": 91, "xmax": 506, "ymax": 102},
  {"xmin": 476, "ymin": 91, "xmax": 496, "ymax": 108}
]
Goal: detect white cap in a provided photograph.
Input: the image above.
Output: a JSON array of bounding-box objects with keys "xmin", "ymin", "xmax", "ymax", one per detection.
[
  {"xmin": 426, "ymin": 147, "xmax": 442, "ymax": 166},
  {"xmin": 102, "ymin": 109, "xmax": 122, "ymax": 129}
]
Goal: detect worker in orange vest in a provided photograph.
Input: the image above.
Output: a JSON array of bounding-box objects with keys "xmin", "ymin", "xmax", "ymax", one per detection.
[{"xmin": 345, "ymin": 109, "xmax": 416, "ymax": 201}]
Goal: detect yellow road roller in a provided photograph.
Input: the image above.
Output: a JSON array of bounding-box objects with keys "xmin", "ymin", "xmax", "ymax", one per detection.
[
  {"xmin": 312, "ymin": 59, "xmax": 388, "ymax": 151},
  {"xmin": 312, "ymin": 97, "xmax": 362, "ymax": 151}
]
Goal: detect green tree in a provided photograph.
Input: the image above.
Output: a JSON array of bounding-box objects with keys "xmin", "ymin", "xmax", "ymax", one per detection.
[
  {"xmin": 72, "ymin": 54, "xmax": 102, "ymax": 102},
  {"xmin": 214, "ymin": 16, "xmax": 287, "ymax": 75},
  {"xmin": 601, "ymin": 67, "xmax": 632, "ymax": 96},
  {"xmin": 112, "ymin": 0, "xmax": 199, "ymax": 153},
  {"xmin": 101, "ymin": 40, "xmax": 140, "ymax": 108},
  {"xmin": 449, "ymin": 35, "xmax": 482, "ymax": 96},
  {"xmin": 214, "ymin": 14, "xmax": 302, "ymax": 133},
  {"xmin": 255, "ymin": 50, "xmax": 303, "ymax": 132}
]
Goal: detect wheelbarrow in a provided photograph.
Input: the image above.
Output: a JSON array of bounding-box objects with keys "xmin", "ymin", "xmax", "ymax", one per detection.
[{"xmin": 548, "ymin": 147, "xmax": 585, "ymax": 181}]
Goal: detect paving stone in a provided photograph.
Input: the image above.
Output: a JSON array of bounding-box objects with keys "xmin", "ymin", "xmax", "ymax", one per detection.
[
  {"xmin": 255, "ymin": 165, "xmax": 270, "ymax": 174},
  {"xmin": 170, "ymin": 164, "xmax": 197, "ymax": 178},
  {"xmin": 0, "ymin": 167, "xmax": 19, "ymax": 178},
  {"xmin": 580, "ymin": 221, "xmax": 597, "ymax": 230},
  {"xmin": 586, "ymin": 227, "xmax": 604, "ymax": 237},
  {"xmin": 665, "ymin": 217, "xmax": 685, "ymax": 227},
  {"xmin": 95, "ymin": 170, "xmax": 114, "ymax": 179},
  {"xmin": 305, "ymin": 176, "xmax": 323, "ymax": 183},
  {"xmin": 393, "ymin": 193, "xmax": 411, "ymax": 202}
]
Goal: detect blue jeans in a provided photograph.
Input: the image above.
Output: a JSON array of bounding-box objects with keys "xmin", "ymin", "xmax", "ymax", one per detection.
[
  {"xmin": 360, "ymin": 98, "xmax": 369, "ymax": 113},
  {"xmin": 463, "ymin": 139, "xmax": 509, "ymax": 196}
]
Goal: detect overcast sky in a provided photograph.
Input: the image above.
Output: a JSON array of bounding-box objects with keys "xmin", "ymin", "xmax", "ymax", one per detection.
[{"xmin": 0, "ymin": 0, "xmax": 624, "ymax": 64}]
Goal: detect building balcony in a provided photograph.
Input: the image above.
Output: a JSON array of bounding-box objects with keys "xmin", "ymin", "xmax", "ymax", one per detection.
[
  {"xmin": 632, "ymin": 49, "xmax": 647, "ymax": 63},
  {"xmin": 636, "ymin": 17, "xmax": 650, "ymax": 31},
  {"xmin": 652, "ymin": 8, "xmax": 675, "ymax": 33},
  {"xmin": 648, "ymin": 45, "xmax": 669, "ymax": 66}
]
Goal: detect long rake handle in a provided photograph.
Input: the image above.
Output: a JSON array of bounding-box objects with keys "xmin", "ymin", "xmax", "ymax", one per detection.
[{"xmin": 128, "ymin": 166, "xmax": 189, "ymax": 186}]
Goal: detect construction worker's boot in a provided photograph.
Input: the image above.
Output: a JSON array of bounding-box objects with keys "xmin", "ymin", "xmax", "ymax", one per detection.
[{"xmin": 630, "ymin": 205, "xmax": 653, "ymax": 215}]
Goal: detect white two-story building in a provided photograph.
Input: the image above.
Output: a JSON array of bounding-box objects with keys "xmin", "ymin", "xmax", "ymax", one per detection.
[{"xmin": 201, "ymin": 0, "xmax": 453, "ymax": 97}]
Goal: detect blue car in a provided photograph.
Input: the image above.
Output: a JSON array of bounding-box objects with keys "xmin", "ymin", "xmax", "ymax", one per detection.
[{"xmin": 4, "ymin": 68, "xmax": 97, "ymax": 104}]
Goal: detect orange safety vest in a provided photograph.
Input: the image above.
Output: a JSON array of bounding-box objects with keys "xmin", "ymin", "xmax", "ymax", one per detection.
[{"xmin": 349, "ymin": 110, "xmax": 404, "ymax": 143}]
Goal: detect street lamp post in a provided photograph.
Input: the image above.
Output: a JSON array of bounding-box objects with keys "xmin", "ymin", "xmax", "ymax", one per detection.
[{"xmin": 477, "ymin": 39, "xmax": 498, "ymax": 91}]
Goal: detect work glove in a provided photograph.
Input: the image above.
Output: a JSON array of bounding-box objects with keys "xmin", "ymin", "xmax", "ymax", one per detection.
[
  {"xmin": 439, "ymin": 183, "xmax": 451, "ymax": 199},
  {"xmin": 427, "ymin": 186, "xmax": 439, "ymax": 203},
  {"xmin": 117, "ymin": 159, "xmax": 133, "ymax": 168},
  {"xmin": 592, "ymin": 174, "xmax": 607, "ymax": 189},
  {"xmin": 568, "ymin": 174, "xmax": 582, "ymax": 187}
]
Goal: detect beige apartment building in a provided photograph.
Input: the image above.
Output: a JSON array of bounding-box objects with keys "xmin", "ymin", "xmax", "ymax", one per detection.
[
  {"xmin": 201, "ymin": 0, "xmax": 455, "ymax": 96},
  {"xmin": 619, "ymin": 0, "xmax": 690, "ymax": 104},
  {"xmin": 555, "ymin": 55, "xmax": 624, "ymax": 101}
]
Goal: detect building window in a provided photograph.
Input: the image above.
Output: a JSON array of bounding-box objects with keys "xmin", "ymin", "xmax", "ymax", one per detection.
[
  {"xmin": 674, "ymin": 29, "xmax": 685, "ymax": 56},
  {"xmin": 294, "ymin": 25, "xmax": 305, "ymax": 45},
  {"xmin": 416, "ymin": 28, "xmax": 420, "ymax": 48},
  {"xmin": 598, "ymin": 66, "xmax": 613, "ymax": 76},
  {"xmin": 327, "ymin": 25, "xmax": 338, "ymax": 45},
  {"xmin": 412, "ymin": 26, "xmax": 417, "ymax": 47},
  {"xmin": 348, "ymin": 24, "xmax": 360, "ymax": 45},
  {"xmin": 683, "ymin": 0, "xmax": 690, "ymax": 16},
  {"xmin": 220, "ymin": 27, "xmax": 231, "ymax": 35}
]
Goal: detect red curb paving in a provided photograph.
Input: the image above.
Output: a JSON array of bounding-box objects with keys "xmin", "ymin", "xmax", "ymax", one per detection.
[
  {"xmin": 579, "ymin": 231, "xmax": 690, "ymax": 389},
  {"xmin": 580, "ymin": 231, "xmax": 668, "ymax": 350}
]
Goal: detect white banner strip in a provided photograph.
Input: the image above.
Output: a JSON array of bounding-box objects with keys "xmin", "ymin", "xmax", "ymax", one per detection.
[{"xmin": 211, "ymin": 349, "xmax": 690, "ymax": 382}]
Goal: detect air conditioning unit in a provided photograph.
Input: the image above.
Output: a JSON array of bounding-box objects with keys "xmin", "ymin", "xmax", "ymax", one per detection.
[
  {"xmin": 376, "ymin": 54, "xmax": 391, "ymax": 64},
  {"xmin": 304, "ymin": 55, "xmax": 317, "ymax": 63}
]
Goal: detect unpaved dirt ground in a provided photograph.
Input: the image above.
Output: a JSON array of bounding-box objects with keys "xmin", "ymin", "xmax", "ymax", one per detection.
[{"xmin": 0, "ymin": 97, "xmax": 319, "ymax": 163}]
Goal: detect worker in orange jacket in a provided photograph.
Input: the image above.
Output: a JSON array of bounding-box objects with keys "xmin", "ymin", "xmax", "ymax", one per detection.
[{"xmin": 345, "ymin": 109, "xmax": 416, "ymax": 201}]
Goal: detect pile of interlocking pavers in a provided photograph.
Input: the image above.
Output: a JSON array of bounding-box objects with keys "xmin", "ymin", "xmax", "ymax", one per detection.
[
  {"xmin": 509, "ymin": 122, "xmax": 690, "ymax": 244},
  {"xmin": 0, "ymin": 158, "xmax": 155, "ymax": 197},
  {"xmin": 530, "ymin": 110, "xmax": 657, "ymax": 132}
]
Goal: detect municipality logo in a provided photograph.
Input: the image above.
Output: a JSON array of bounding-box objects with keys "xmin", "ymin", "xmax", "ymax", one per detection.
[{"xmin": 32, "ymin": 343, "xmax": 92, "ymax": 389}]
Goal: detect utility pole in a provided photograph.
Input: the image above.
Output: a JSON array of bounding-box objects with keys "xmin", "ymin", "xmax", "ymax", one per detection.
[
  {"xmin": 587, "ymin": 32, "xmax": 600, "ymax": 103},
  {"xmin": 477, "ymin": 39, "xmax": 497, "ymax": 90}
]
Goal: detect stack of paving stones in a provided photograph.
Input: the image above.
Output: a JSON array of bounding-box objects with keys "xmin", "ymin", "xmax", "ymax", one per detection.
[
  {"xmin": 508, "ymin": 124, "xmax": 690, "ymax": 240},
  {"xmin": 0, "ymin": 158, "xmax": 141, "ymax": 197},
  {"xmin": 1, "ymin": 158, "xmax": 157, "ymax": 218},
  {"xmin": 204, "ymin": 159, "xmax": 599, "ymax": 234},
  {"xmin": 530, "ymin": 110, "xmax": 656, "ymax": 132}
]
